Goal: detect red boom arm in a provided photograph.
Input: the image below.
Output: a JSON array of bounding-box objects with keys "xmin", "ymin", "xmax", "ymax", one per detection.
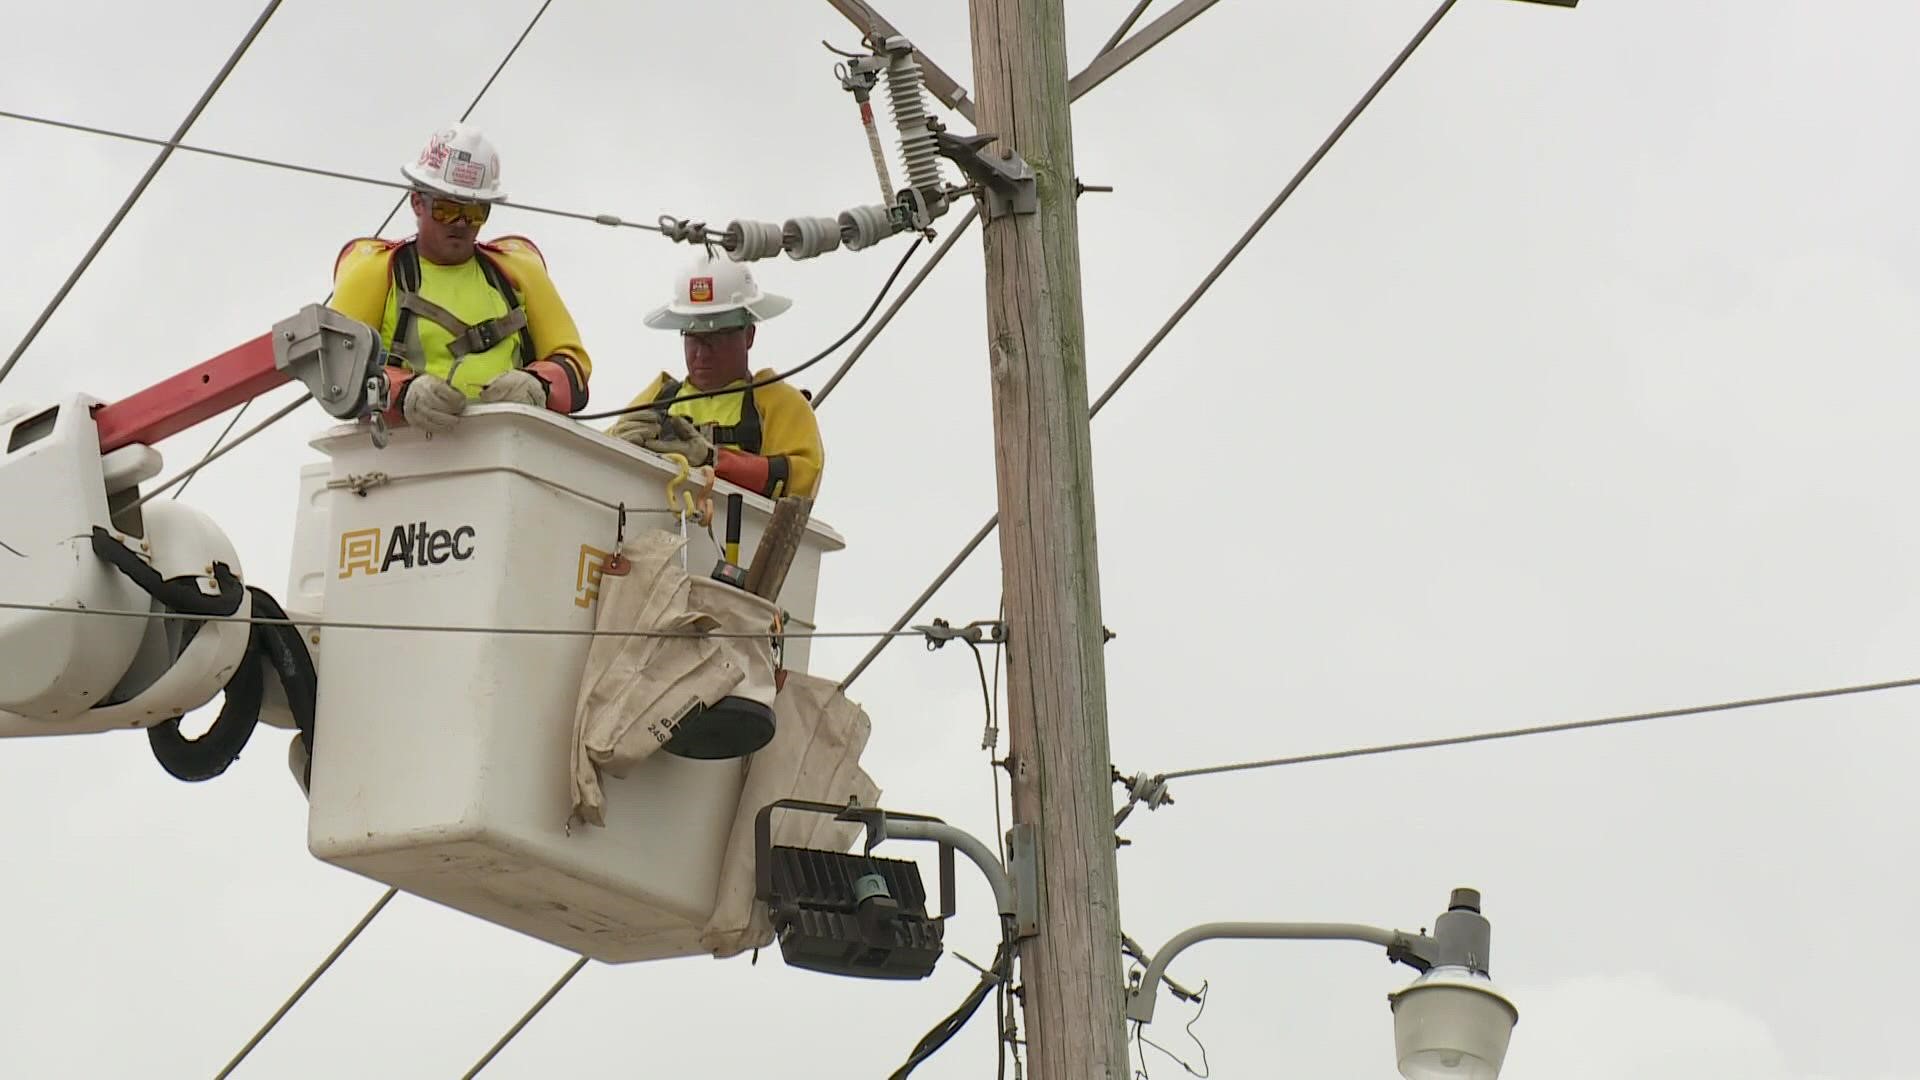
[{"xmin": 91, "ymin": 333, "xmax": 289, "ymax": 453}]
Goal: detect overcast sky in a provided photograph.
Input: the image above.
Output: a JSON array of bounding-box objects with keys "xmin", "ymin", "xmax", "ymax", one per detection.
[{"xmin": 4, "ymin": 0, "xmax": 1919, "ymax": 1077}]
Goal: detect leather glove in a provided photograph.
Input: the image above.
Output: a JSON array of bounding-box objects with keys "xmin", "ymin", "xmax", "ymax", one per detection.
[
  {"xmin": 479, "ymin": 369, "xmax": 548, "ymax": 407},
  {"xmin": 400, "ymin": 374, "xmax": 468, "ymax": 435},
  {"xmin": 644, "ymin": 414, "xmax": 714, "ymax": 467},
  {"xmin": 609, "ymin": 409, "xmax": 667, "ymax": 445}
]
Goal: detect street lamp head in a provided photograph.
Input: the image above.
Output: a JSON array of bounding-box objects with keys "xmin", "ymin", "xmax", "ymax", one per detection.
[{"xmin": 1388, "ymin": 966, "xmax": 1519, "ymax": 1080}]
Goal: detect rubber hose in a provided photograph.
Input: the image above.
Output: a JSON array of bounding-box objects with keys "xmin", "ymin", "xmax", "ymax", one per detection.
[
  {"xmin": 147, "ymin": 631, "xmax": 263, "ymax": 782},
  {"xmin": 146, "ymin": 587, "xmax": 317, "ymax": 783},
  {"xmin": 90, "ymin": 526, "xmax": 242, "ymax": 616},
  {"xmin": 246, "ymin": 588, "xmax": 317, "ymax": 757}
]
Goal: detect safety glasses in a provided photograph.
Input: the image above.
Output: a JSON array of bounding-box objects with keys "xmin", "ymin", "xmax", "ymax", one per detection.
[{"xmin": 426, "ymin": 197, "xmax": 490, "ymax": 227}]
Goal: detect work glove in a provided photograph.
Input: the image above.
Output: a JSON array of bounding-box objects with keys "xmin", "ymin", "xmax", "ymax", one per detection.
[
  {"xmin": 479, "ymin": 369, "xmax": 549, "ymax": 407},
  {"xmin": 643, "ymin": 413, "xmax": 715, "ymax": 467},
  {"xmin": 400, "ymin": 373, "xmax": 467, "ymax": 435},
  {"xmin": 609, "ymin": 408, "xmax": 667, "ymax": 445}
]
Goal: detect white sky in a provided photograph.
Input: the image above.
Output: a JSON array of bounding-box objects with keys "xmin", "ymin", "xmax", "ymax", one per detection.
[{"xmin": 3, "ymin": 0, "xmax": 1918, "ymax": 1077}]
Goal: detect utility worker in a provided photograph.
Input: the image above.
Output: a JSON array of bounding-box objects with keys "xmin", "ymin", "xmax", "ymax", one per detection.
[
  {"xmin": 330, "ymin": 123, "xmax": 591, "ymax": 434},
  {"xmin": 611, "ymin": 256, "xmax": 824, "ymax": 499}
]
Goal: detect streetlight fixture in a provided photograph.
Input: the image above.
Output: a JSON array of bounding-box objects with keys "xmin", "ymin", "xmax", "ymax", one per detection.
[{"xmin": 1126, "ymin": 887, "xmax": 1517, "ymax": 1080}]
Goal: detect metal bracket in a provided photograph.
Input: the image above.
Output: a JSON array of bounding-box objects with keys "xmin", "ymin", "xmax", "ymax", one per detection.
[
  {"xmin": 363, "ymin": 372, "xmax": 391, "ymax": 449},
  {"xmin": 835, "ymin": 53, "xmax": 886, "ymax": 97},
  {"xmin": 914, "ymin": 617, "xmax": 1007, "ymax": 649},
  {"xmin": 933, "ymin": 131, "xmax": 1038, "ymax": 220},
  {"xmin": 756, "ymin": 799, "xmax": 958, "ymax": 918},
  {"xmin": 272, "ymin": 304, "xmax": 384, "ymax": 421},
  {"xmin": 1007, "ymin": 824, "xmax": 1041, "ymax": 940}
]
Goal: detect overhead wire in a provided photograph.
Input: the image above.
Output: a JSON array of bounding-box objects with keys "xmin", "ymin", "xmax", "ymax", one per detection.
[
  {"xmin": 162, "ymin": 0, "xmax": 573, "ymax": 503},
  {"xmin": 167, "ymin": 396, "xmax": 257, "ymax": 501},
  {"xmin": 0, "ymin": 600, "xmax": 936, "ymax": 642},
  {"xmin": 461, "ymin": 956, "xmax": 590, "ymax": 1079},
  {"xmin": 1132, "ymin": 982, "xmax": 1211, "ymax": 1079},
  {"xmin": 0, "ymin": 108, "xmax": 669, "ymax": 235},
  {"xmin": 198, "ymin": 2, "xmax": 566, "ymax": 1070},
  {"xmin": 1155, "ymin": 673, "xmax": 1920, "ymax": 783},
  {"xmin": 571, "ymin": 235, "xmax": 926, "ymax": 421},
  {"xmin": 130, "ymin": 392, "xmax": 312, "ymax": 509},
  {"xmin": 891, "ymin": 933, "xmax": 1017, "ymax": 1079},
  {"xmin": 836, "ymin": 0, "xmax": 1466, "ymax": 692},
  {"xmin": 810, "ymin": 207, "xmax": 979, "ymax": 408},
  {"xmin": 211, "ymin": 887, "xmax": 398, "ymax": 1079},
  {"xmin": 0, "ymin": 0, "xmax": 286, "ymax": 387}
]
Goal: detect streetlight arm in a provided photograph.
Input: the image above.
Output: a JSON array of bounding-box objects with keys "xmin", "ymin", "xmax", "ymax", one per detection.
[
  {"xmin": 878, "ymin": 817, "xmax": 1017, "ymax": 918},
  {"xmin": 1126, "ymin": 922, "xmax": 1431, "ymax": 1023}
]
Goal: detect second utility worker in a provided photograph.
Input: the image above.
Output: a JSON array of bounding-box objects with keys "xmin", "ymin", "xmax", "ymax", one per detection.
[
  {"xmin": 612, "ymin": 256, "xmax": 825, "ymax": 499},
  {"xmin": 331, "ymin": 122, "xmax": 592, "ymax": 433}
]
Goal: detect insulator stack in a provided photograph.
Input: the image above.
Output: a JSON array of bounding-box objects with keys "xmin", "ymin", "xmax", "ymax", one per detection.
[
  {"xmin": 723, "ymin": 219, "xmax": 783, "ymax": 262},
  {"xmin": 781, "ymin": 217, "xmax": 843, "ymax": 260},
  {"xmin": 837, "ymin": 204, "xmax": 902, "ymax": 251},
  {"xmin": 883, "ymin": 48, "xmax": 945, "ymax": 200}
]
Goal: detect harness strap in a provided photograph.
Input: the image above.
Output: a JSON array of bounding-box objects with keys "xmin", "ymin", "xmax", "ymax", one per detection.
[
  {"xmin": 397, "ymin": 292, "xmax": 529, "ymax": 359},
  {"xmin": 653, "ymin": 377, "xmax": 765, "ymax": 454},
  {"xmin": 389, "ymin": 241, "xmax": 535, "ymax": 373}
]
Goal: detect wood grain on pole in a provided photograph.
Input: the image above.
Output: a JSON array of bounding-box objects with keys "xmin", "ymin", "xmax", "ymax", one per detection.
[{"xmin": 965, "ymin": 0, "xmax": 1130, "ymax": 1075}]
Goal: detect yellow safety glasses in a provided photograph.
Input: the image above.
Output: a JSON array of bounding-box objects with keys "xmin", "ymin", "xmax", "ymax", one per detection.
[{"xmin": 426, "ymin": 197, "xmax": 490, "ymax": 227}]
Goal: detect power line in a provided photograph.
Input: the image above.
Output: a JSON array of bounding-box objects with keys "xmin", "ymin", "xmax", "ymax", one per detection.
[
  {"xmin": 129, "ymin": 391, "xmax": 312, "ymax": 509},
  {"xmin": 0, "ymin": 109, "xmax": 670, "ymax": 235},
  {"xmin": 164, "ymin": 0, "xmax": 570, "ymax": 506},
  {"xmin": 836, "ymin": 0, "xmax": 1463, "ymax": 692},
  {"xmin": 572, "ymin": 235, "xmax": 925, "ymax": 420},
  {"xmin": 461, "ymin": 957, "xmax": 590, "ymax": 1078},
  {"xmin": 194, "ymin": 6, "xmax": 570, "ymax": 1072},
  {"xmin": 0, "ymin": 600, "xmax": 937, "ymax": 642},
  {"xmin": 811, "ymin": 207, "xmax": 979, "ymax": 408},
  {"xmin": 1155, "ymin": 673, "xmax": 1920, "ymax": 783},
  {"xmin": 212, "ymin": 887, "xmax": 398, "ymax": 1079},
  {"xmin": 0, "ymin": 0, "xmax": 286, "ymax": 387},
  {"xmin": 169, "ymin": 397, "xmax": 257, "ymax": 500}
]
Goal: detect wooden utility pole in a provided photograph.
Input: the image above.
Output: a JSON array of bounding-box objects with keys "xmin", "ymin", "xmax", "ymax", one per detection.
[{"xmin": 966, "ymin": 1, "xmax": 1130, "ymax": 1076}]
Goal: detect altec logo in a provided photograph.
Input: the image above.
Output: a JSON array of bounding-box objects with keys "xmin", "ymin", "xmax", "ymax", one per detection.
[
  {"xmin": 339, "ymin": 522, "xmax": 477, "ymax": 578},
  {"xmin": 576, "ymin": 544, "xmax": 609, "ymax": 608}
]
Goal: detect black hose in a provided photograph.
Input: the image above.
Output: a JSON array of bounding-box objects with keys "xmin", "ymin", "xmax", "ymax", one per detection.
[
  {"xmin": 90, "ymin": 526, "xmax": 242, "ymax": 616},
  {"xmin": 92, "ymin": 529, "xmax": 317, "ymax": 782},
  {"xmin": 147, "ymin": 587, "xmax": 317, "ymax": 783},
  {"xmin": 247, "ymin": 588, "xmax": 317, "ymax": 757},
  {"xmin": 147, "ymin": 630, "xmax": 263, "ymax": 781}
]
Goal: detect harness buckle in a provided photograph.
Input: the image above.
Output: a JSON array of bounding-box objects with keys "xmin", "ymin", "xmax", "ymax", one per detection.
[{"xmin": 463, "ymin": 321, "xmax": 502, "ymax": 354}]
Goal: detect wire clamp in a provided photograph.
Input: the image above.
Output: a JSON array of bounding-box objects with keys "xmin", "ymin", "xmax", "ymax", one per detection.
[
  {"xmin": 914, "ymin": 617, "xmax": 1007, "ymax": 650},
  {"xmin": 1112, "ymin": 768, "xmax": 1174, "ymax": 827}
]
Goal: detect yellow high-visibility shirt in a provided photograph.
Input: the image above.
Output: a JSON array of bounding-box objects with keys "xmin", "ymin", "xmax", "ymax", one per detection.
[
  {"xmin": 329, "ymin": 236, "xmax": 591, "ymax": 400},
  {"xmin": 625, "ymin": 370, "xmax": 825, "ymax": 499}
]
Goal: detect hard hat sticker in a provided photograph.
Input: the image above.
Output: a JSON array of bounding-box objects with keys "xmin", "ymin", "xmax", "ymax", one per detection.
[
  {"xmin": 446, "ymin": 152, "xmax": 485, "ymax": 189},
  {"xmin": 420, "ymin": 133, "xmax": 451, "ymax": 169},
  {"xmin": 689, "ymin": 277, "xmax": 714, "ymax": 303}
]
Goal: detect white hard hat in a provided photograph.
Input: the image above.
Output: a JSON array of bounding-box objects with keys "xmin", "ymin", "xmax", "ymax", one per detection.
[
  {"xmin": 400, "ymin": 122, "xmax": 506, "ymax": 202},
  {"xmin": 643, "ymin": 255, "xmax": 793, "ymax": 332}
]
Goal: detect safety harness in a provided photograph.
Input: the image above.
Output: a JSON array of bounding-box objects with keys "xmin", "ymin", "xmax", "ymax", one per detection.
[
  {"xmin": 652, "ymin": 377, "xmax": 766, "ymax": 454},
  {"xmin": 390, "ymin": 241, "xmax": 536, "ymax": 378}
]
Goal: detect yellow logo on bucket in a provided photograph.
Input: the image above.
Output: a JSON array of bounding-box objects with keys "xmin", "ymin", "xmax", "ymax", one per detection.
[
  {"xmin": 338, "ymin": 529, "xmax": 382, "ymax": 578},
  {"xmin": 576, "ymin": 544, "xmax": 609, "ymax": 608},
  {"xmin": 338, "ymin": 523, "xmax": 477, "ymax": 579}
]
